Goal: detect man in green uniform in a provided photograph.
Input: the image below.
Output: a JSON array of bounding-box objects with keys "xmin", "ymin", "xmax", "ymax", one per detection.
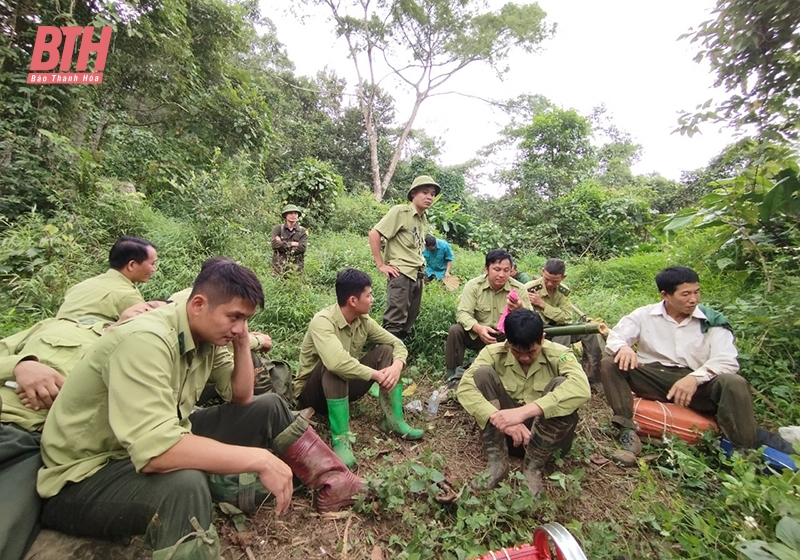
[
  {"xmin": 271, "ymin": 204, "xmax": 308, "ymax": 275},
  {"xmin": 525, "ymin": 258, "xmax": 605, "ymax": 387},
  {"xmin": 295, "ymin": 268, "xmax": 422, "ymax": 468},
  {"xmin": 510, "ymin": 263, "xmax": 531, "ymax": 284},
  {"xmin": 38, "ymin": 259, "xmax": 363, "ymax": 560},
  {"xmin": 445, "ymin": 249, "xmax": 532, "ymax": 380},
  {"xmin": 0, "ymin": 301, "xmax": 164, "ymax": 560},
  {"xmin": 369, "ymin": 175, "xmax": 439, "ymax": 340},
  {"xmin": 56, "ymin": 236, "xmax": 158, "ymax": 322},
  {"xmin": 457, "ymin": 309, "xmax": 590, "ymax": 495}
]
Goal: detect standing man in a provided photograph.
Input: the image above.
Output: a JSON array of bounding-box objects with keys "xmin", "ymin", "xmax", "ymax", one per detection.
[
  {"xmin": 56, "ymin": 236, "xmax": 158, "ymax": 322},
  {"xmin": 294, "ymin": 269, "xmax": 422, "ymax": 468},
  {"xmin": 369, "ymin": 175, "xmax": 439, "ymax": 340},
  {"xmin": 601, "ymin": 265, "xmax": 793, "ymax": 466},
  {"xmin": 457, "ymin": 309, "xmax": 590, "ymax": 495},
  {"xmin": 423, "ymin": 235, "xmax": 455, "ymax": 281},
  {"xmin": 525, "ymin": 258, "xmax": 605, "ymax": 387},
  {"xmin": 445, "ymin": 249, "xmax": 531, "ymax": 380},
  {"xmin": 271, "ymin": 204, "xmax": 308, "ymax": 275},
  {"xmin": 37, "ymin": 259, "xmax": 363, "ymax": 560}
]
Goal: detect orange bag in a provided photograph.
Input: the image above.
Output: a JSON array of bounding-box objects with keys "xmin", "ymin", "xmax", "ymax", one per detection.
[{"xmin": 633, "ymin": 397, "xmax": 719, "ymax": 444}]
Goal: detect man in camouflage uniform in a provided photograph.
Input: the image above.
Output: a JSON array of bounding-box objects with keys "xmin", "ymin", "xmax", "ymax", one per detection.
[
  {"xmin": 271, "ymin": 204, "xmax": 308, "ymax": 275},
  {"xmin": 457, "ymin": 309, "xmax": 590, "ymax": 495},
  {"xmin": 368, "ymin": 175, "xmax": 439, "ymax": 340},
  {"xmin": 525, "ymin": 258, "xmax": 605, "ymax": 387}
]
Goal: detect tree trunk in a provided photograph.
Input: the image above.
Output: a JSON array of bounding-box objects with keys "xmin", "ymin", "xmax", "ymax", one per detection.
[{"xmin": 378, "ymin": 93, "xmax": 426, "ymax": 199}]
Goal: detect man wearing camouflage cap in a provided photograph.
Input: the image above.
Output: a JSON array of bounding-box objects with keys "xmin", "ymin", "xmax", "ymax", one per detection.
[
  {"xmin": 271, "ymin": 204, "xmax": 308, "ymax": 275},
  {"xmin": 368, "ymin": 175, "xmax": 440, "ymax": 341}
]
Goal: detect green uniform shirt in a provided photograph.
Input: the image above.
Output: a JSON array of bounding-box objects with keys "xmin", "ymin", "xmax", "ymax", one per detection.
[
  {"xmin": 56, "ymin": 269, "xmax": 144, "ymax": 322},
  {"xmin": 457, "ymin": 274, "xmax": 532, "ymax": 339},
  {"xmin": 294, "ymin": 304, "xmax": 408, "ymax": 397},
  {"xmin": 524, "ymin": 278, "xmax": 573, "ymax": 325},
  {"xmin": 373, "ymin": 203, "xmax": 426, "ymax": 280},
  {"xmin": 0, "ymin": 319, "xmax": 106, "ymax": 432},
  {"xmin": 515, "ymin": 271, "xmax": 532, "ymax": 284},
  {"xmin": 38, "ymin": 302, "xmax": 234, "ymax": 498},
  {"xmin": 457, "ymin": 340, "xmax": 591, "ymax": 429}
]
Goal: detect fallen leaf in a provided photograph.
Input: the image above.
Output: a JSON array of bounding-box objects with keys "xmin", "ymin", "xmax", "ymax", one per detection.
[
  {"xmin": 371, "ymin": 545, "xmax": 384, "ymax": 560},
  {"xmin": 590, "ymin": 453, "xmax": 610, "ymax": 466}
]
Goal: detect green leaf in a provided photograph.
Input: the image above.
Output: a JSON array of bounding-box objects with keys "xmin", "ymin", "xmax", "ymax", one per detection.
[{"xmin": 776, "ymin": 517, "xmax": 800, "ymax": 552}]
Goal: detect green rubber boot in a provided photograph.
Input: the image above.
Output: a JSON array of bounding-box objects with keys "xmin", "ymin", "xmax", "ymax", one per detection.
[
  {"xmin": 327, "ymin": 397, "xmax": 357, "ymax": 468},
  {"xmin": 379, "ymin": 385, "xmax": 424, "ymax": 440}
]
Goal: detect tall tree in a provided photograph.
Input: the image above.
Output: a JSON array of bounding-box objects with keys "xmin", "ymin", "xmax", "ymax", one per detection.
[
  {"xmin": 680, "ymin": 0, "xmax": 800, "ymax": 142},
  {"xmin": 301, "ymin": 0, "xmax": 554, "ymax": 199}
]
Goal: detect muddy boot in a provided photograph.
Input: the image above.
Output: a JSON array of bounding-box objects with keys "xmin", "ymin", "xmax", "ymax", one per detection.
[
  {"xmin": 524, "ymin": 415, "xmax": 578, "ymax": 496},
  {"xmin": 276, "ymin": 425, "xmax": 365, "ymax": 513},
  {"xmin": 379, "ymin": 385, "xmax": 424, "ymax": 440},
  {"xmin": 473, "ymin": 422, "xmax": 510, "ymax": 490},
  {"xmin": 611, "ymin": 427, "xmax": 642, "ymax": 467},
  {"xmin": 326, "ymin": 397, "xmax": 357, "ymax": 468}
]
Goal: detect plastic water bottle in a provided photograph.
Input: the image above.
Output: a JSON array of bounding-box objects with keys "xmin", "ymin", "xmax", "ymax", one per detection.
[{"xmin": 427, "ymin": 390, "xmax": 440, "ymax": 419}]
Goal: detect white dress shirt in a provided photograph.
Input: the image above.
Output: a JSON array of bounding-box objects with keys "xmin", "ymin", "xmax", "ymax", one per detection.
[{"xmin": 605, "ymin": 302, "xmax": 739, "ymax": 384}]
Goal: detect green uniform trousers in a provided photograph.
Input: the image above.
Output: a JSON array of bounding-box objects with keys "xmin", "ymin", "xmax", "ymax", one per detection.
[
  {"xmin": 382, "ymin": 273, "xmax": 423, "ymax": 339},
  {"xmin": 549, "ymin": 331, "xmax": 605, "ymax": 385},
  {"xmin": 600, "ymin": 357, "xmax": 757, "ymax": 448},
  {"xmin": 446, "ymin": 324, "xmax": 506, "ymax": 371},
  {"xmin": 0, "ymin": 424, "xmax": 42, "ymax": 560},
  {"xmin": 470, "ymin": 366, "xmax": 577, "ymax": 459},
  {"xmin": 41, "ymin": 394, "xmax": 295, "ymax": 552},
  {"xmin": 298, "ymin": 344, "xmax": 394, "ymax": 414}
]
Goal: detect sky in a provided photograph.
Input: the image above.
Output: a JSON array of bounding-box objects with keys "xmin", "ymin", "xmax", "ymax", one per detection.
[{"xmin": 267, "ymin": 0, "xmax": 736, "ymax": 194}]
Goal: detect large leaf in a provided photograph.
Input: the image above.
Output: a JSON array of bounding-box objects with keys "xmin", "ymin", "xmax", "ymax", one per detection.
[
  {"xmin": 664, "ymin": 210, "xmax": 699, "ymax": 231},
  {"xmin": 777, "ymin": 517, "xmax": 800, "ymax": 552}
]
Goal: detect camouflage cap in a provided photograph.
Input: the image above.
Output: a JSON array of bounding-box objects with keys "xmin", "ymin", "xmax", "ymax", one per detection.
[
  {"xmin": 281, "ymin": 204, "xmax": 302, "ymax": 217},
  {"xmin": 407, "ymin": 175, "xmax": 441, "ymax": 201}
]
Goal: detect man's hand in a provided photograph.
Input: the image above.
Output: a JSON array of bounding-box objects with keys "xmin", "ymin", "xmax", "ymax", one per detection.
[
  {"xmin": 274, "ymin": 236, "xmax": 282, "ymax": 243},
  {"xmin": 528, "ymin": 291, "xmax": 545, "ymax": 309},
  {"xmin": 473, "ymin": 324, "xmax": 498, "ymax": 346},
  {"xmin": 614, "ymin": 346, "xmax": 638, "ymax": 371},
  {"xmin": 371, "ymin": 360, "xmax": 404, "ymax": 391},
  {"xmin": 377, "ymin": 264, "xmax": 400, "ymax": 279},
  {"xmin": 256, "ymin": 452, "xmax": 294, "ymax": 516},
  {"xmin": 290, "ymin": 241, "xmax": 299, "ymax": 248},
  {"xmin": 489, "ymin": 407, "xmax": 530, "ymax": 432},
  {"xmin": 504, "ymin": 424, "xmax": 531, "ymax": 447},
  {"xmin": 444, "ymin": 271, "xmax": 451, "ymax": 278},
  {"xmin": 667, "ymin": 375, "xmax": 699, "ymax": 407},
  {"xmin": 14, "ymin": 360, "xmax": 65, "ymax": 410},
  {"xmin": 507, "ymin": 294, "xmax": 523, "ymax": 312},
  {"xmin": 251, "ymin": 331, "xmax": 273, "ymax": 353}
]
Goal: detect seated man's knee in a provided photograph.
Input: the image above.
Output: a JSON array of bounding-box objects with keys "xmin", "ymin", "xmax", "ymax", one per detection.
[
  {"xmin": 375, "ymin": 343, "xmax": 394, "ymax": 359},
  {"xmin": 447, "ymin": 324, "xmax": 465, "ymax": 339},
  {"xmin": 600, "ymin": 356, "xmax": 618, "ymax": 376},
  {"xmin": 156, "ymin": 469, "xmax": 212, "ymax": 517},
  {"xmin": 715, "ymin": 373, "xmax": 751, "ymax": 396}
]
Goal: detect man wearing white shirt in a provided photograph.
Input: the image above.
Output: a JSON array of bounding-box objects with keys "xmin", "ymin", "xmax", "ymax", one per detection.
[{"xmin": 601, "ymin": 266, "xmax": 757, "ymax": 466}]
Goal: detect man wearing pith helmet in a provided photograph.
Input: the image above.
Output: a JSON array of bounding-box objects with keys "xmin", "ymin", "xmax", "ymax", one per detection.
[
  {"xmin": 369, "ymin": 175, "xmax": 440, "ymax": 341},
  {"xmin": 271, "ymin": 204, "xmax": 308, "ymax": 275}
]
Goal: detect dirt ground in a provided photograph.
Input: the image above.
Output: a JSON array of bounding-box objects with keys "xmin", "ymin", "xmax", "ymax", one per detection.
[
  {"xmin": 25, "ymin": 389, "xmax": 647, "ymax": 560},
  {"xmin": 213, "ymin": 388, "xmax": 643, "ymax": 560}
]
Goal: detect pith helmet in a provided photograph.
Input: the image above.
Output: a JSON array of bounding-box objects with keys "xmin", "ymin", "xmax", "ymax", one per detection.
[
  {"xmin": 407, "ymin": 175, "xmax": 441, "ymax": 201},
  {"xmin": 281, "ymin": 204, "xmax": 302, "ymax": 217}
]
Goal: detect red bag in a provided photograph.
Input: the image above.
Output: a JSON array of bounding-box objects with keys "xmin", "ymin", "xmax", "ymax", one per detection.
[{"xmin": 633, "ymin": 397, "xmax": 719, "ymax": 444}]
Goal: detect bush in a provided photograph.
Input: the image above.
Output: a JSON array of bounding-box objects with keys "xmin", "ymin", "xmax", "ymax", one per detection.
[{"xmin": 324, "ymin": 192, "xmax": 389, "ymax": 236}]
